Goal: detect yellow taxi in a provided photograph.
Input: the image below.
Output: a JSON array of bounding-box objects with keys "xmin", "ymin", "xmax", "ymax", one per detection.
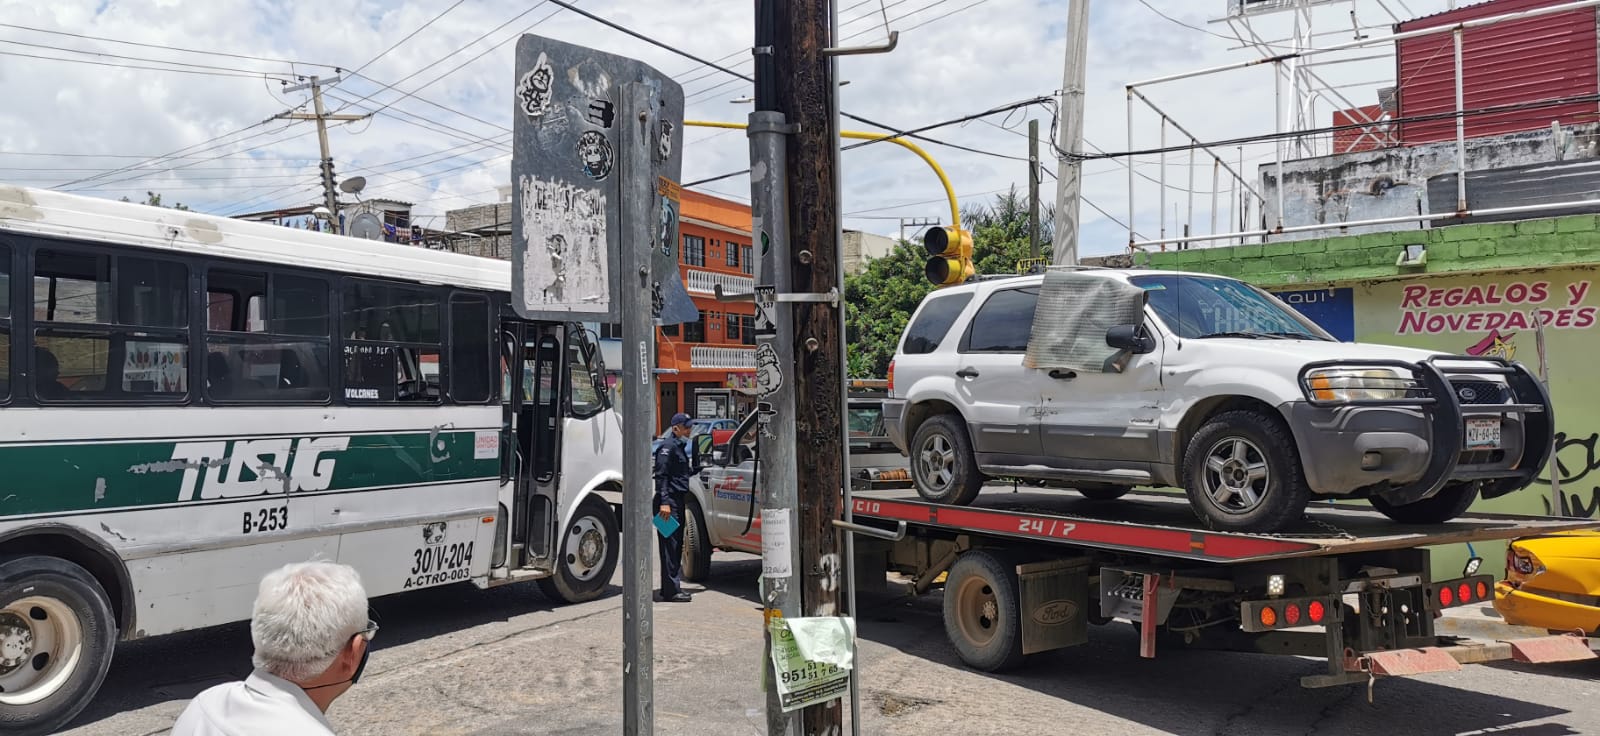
[{"xmin": 1494, "ymin": 530, "xmax": 1600, "ymax": 635}]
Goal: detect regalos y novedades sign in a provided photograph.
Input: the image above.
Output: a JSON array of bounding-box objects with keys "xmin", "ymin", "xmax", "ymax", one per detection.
[{"xmin": 1397, "ymin": 280, "xmax": 1596, "ymax": 334}]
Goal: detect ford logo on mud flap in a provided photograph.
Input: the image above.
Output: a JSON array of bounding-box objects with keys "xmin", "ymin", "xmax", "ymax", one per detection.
[{"xmin": 1031, "ymin": 600, "xmax": 1079, "ymax": 626}]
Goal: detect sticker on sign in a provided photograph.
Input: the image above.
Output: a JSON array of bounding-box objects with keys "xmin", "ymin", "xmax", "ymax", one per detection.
[{"xmin": 761, "ymin": 508, "xmax": 792, "ymax": 578}]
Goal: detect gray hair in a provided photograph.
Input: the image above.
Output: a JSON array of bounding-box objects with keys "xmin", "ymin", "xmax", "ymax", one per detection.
[{"xmin": 250, "ymin": 561, "xmax": 368, "ymax": 682}]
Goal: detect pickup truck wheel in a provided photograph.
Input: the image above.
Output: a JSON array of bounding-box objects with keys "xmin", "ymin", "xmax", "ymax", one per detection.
[
  {"xmin": 1076, "ymin": 484, "xmax": 1129, "ymax": 501},
  {"xmin": 1183, "ymin": 410, "xmax": 1310, "ymax": 532},
  {"xmin": 911, "ymin": 414, "xmax": 985, "ymax": 506},
  {"xmin": 682, "ymin": 499, "xmax": 713, "ymax": 583},
  {"xmin": 942, "ymin": 551, "xmax": 1025, "ymax": 672},
  {"xmin": 1369, "ymin": 483, "xmax": 1478, "ymax": 524}
]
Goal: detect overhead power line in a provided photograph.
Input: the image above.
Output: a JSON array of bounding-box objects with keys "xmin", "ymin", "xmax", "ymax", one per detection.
[
  {"xmin": 343, "ymin": 0, "xmax": 470, "ymax": 78},
  {"xmin": 0, "ymin": 22, "xmax": 341, "ymax": 68},
  {"xmin": 0, "ymin": 48, "xmax": 297, "ymax": 80},
  {"xmin": 545, "ymin": 0, "xmax": 1028, "ymax": 164}
]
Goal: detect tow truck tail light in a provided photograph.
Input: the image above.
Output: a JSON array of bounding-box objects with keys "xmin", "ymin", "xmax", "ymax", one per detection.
[
  {"xmin": 1243, "ymin": 596, "xmax": 1338, "ymax": 632},
  {"xmin": 887, "ymin": 360, "xmax": 895, "ymax": 394},
  {"xmin": 1432, "ymin": 574, "xmax": 1494, "ymax": 610}
]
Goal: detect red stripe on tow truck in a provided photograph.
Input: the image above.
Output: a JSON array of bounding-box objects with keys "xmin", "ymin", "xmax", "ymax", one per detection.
[{"xmin": 852, "ymin": 498, "xmax": 1319, "ymax": 560}]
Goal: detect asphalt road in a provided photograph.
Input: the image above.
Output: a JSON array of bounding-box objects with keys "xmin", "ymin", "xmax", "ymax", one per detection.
[{"xmin": 66, "ymin": 552, "xmax": 1600, "ymax": 736}]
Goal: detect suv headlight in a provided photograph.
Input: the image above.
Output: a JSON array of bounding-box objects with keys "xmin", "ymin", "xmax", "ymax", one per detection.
[{"xmin": 1305, "ymin": 368, "xmax": 1418, "ymax": 402}]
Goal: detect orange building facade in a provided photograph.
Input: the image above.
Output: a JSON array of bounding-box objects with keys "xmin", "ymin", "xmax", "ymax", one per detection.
[{"xmin": 655, "ymin": 189, "xmax": 758, "ymax": 432}]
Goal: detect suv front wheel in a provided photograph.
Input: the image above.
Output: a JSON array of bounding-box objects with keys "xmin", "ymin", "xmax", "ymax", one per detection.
[
  {"xmin": 1182, "ymin": 410, "xmax": 1310, "ymax": 532},
  {"xmin": 911, "ymin": 414, "xmax": 985, "ymax": 506}
]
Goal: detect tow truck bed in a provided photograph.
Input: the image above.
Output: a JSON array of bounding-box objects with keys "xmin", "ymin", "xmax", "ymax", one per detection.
[
  {"xmin": 839, "ymin": 486, "xmax": 1599, "ymax": 691},
  {"xmin": 851, "ymin": 487, "xmax": 1597, "ymax": 564}
]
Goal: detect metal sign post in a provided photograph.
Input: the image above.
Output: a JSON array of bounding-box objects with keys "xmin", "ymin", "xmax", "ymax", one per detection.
[{"xmin": 510, "ymin": 35, "xmax": 688, "ymax": 736}]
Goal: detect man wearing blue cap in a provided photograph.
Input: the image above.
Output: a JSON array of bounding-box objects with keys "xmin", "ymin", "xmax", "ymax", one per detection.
[{"xmin": 654, "ymin": 412, "xmax": 695, "ymax": 602}]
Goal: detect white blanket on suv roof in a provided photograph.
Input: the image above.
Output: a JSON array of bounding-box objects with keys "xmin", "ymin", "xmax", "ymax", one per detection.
[{"xmin": 1023, "ymin": 270, "xmax": 1148, "ymax": 373}]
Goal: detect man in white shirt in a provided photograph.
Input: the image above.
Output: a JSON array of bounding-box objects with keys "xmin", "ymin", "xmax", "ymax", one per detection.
[{"xmin": 172, "ymin": 561, "xmax": 376, "ymax": 735}]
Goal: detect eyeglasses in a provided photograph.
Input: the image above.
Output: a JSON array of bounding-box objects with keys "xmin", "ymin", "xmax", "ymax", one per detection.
[{"xmin": 354, "ymin": 619, "xmax": 379, "ymax": 643}]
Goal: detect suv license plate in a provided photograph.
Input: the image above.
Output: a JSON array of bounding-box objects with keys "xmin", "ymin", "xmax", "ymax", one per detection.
[{"xmin": 1465, "ymin": 418, "xmax": 1501, "ymax": 449}]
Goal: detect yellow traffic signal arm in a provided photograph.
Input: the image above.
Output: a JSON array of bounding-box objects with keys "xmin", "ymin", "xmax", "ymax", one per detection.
[{"xmin": 683, "ymin": 120, "xmax": 961, "ymax": 231}]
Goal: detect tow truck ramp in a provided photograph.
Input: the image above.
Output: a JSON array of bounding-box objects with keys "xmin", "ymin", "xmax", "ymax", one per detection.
[{"xmin": 841, "ymin": 488, "xmax": 1598, "ymax": 696}]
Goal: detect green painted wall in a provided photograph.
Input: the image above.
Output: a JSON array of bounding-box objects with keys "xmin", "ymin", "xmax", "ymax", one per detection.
[{"xmin": 1138, "ymin": 215, "xmax": 1600, "ymax": 578}]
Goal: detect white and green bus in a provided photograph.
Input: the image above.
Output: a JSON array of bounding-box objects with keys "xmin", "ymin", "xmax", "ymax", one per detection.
[{"xmin": 0, "ymin": 185, "xmax": 624, "ymax": 734}]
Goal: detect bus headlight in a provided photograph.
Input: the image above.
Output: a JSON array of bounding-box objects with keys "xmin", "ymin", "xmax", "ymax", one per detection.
[{"xmin": 1306, "ymin": 368, "xmax": 1417, "ymax": 402}]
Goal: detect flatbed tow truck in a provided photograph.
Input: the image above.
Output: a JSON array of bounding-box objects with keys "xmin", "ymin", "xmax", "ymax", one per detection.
[{"xmin": 836, "ymin": 486, "xmax": 1600, "ymax": 696}]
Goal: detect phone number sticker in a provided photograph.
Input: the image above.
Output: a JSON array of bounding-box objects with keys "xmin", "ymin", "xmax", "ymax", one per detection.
[{"xmin": 768, "ymin": 618, "xmax": 850, "ymax": 713}]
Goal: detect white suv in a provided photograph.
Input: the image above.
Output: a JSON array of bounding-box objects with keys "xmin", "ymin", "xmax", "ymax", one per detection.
[{"xmin": 882, "ymin": 269, "xmax": 1554, "ymax": 532}]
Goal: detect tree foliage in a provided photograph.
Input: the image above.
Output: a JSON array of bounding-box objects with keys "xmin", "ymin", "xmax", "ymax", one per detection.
[
  {"xmin": 120, "ymin": 191, "xmax": 190, "ymax": 211},
  {"xmin": 843, "ymin": 188, "xmax": 1051, "ymax": 377}
]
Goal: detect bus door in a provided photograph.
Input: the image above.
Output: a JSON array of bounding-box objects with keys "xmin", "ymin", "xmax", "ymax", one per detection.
[{"xmin": 500, "ymin": 319, "xmax": 567, "ymax": 568}]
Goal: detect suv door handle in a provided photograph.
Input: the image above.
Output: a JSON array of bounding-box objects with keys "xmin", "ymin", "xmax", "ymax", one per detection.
[
  {"xmin": 1048, "ymin": 369, "xmax": 1077, "ymax": 380},
  {"xmin": 956, "ymin": 367, "xmax": 980, "ymax": 379}
]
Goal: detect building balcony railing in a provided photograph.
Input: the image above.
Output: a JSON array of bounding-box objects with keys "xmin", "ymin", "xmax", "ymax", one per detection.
[
  {"xmin": 690, "ymin": 346, "xmax": 756, "ymax": 370},
  {"xmin": 685, "ymin": 269, "xmax": 754, "ymax": 296}
]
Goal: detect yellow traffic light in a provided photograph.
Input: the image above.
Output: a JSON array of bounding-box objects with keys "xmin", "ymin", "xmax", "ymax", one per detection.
[{"xmin": 923, "ymin": 226, "xmax": 973, "ymax": 287}]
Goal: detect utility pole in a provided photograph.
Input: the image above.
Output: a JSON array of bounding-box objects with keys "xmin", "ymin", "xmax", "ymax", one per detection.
[
  {"xmin": 898, "ymin": 216, "xmax": 939, "ymax": 247},
  {"xmin": 277, "ymin": 75, "xmax": 368, "ymax": 232},
  {"xmin": 1052, "ymin": 0, "xmax": 1090, "ymax": 266},
  {"xmin": 1028, "ymin": 118, "xmax": 1041, "ymax": 262},
  {"xmin": 749, "ymin": 0, "xmax": 803, "ymax": 733},
  {"xmin": 761, "ymin": 0, "xmax": 846, "ymax": 733}
]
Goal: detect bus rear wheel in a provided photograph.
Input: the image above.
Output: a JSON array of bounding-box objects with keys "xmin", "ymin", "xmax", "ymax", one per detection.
[
  {"xmin": 538, "ymin": 496, "xmax": 620, "ymax": 604},
  {"xmin": 0, "ymin": 556, "xmax": 116, "ymax": 736}
]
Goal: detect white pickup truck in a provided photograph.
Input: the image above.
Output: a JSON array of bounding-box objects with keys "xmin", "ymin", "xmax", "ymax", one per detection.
[
  {"xmin": 679, "ymin": 394, "xmax": 908, "ymax": 580},
  {"xmin": 879, "ymin": 268, "xmax": 1555, "ymax": 532}
]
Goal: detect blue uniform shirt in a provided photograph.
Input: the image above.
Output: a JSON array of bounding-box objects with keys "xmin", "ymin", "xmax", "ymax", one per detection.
[{"xmin": 653, "ymin": 434, "xmax": 692, "ymax": 506}]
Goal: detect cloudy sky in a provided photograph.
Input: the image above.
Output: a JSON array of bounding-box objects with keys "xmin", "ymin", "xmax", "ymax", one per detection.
[{"xmin": 0, "ymin": 0, "xmax": 1460, "ymax": 257}]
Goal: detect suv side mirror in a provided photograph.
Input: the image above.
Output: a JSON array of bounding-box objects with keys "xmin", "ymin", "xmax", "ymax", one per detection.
[{"xmin": 1106, "ymin": 325, "xmax": 1155, "ymax": 354}]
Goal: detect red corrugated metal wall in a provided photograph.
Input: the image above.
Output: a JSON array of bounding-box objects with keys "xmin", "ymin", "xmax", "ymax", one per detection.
[
  {"xmin": 1333, "ymin": 105, "xmax": 1392, "ymax": 152},
  {"xmin": 1396, "ymin": 0, "xmax": 1598, "ymax": 145}
]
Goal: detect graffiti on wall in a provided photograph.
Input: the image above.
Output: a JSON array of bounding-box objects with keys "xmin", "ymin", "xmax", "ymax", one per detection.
[{"xmin": 1535, "ymin": 432, "xmax": 1600, "ymax": 518}]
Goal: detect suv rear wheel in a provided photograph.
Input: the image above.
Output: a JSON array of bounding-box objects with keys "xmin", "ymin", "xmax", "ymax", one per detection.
[
  {"xmin": 911, "ymin": 414, "xmax": 985, "ymax": 506},
  {"xmin": 1183, "ymin": 410, "xmax": 1310, "ymax": 532}
]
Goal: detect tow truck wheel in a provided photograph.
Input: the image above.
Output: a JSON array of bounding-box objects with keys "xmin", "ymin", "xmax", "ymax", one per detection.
[
  {"xmin": 0, "ymin": 556, "xmax": 116, "ymax": 736},
  {"xmin": 1369, "ymin": 482, "xmax": 1478, "ymax": 524},
  {"xmin": 682, "ymin": 500, "xmax": 712, "ymax": 583},
  {"xmin": 537, "ymin": 496, "xmax": 620, "ymax": 604},
  {"xmin": 911, "ymin": 414, "xmax": 985, "ymax": 506},
  {"xmin": 1183, "ymin": 410, "xmax": 1311, "ymax": 532},
  {"xmin": 942, "ymin": 551, "xmax": 1025, "ymax": 672}
]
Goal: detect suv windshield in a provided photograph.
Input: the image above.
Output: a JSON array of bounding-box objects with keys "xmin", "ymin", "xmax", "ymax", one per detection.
[{"xmin": 1130, "ymin": 275, "xmax": 1332, "ymax": 341}]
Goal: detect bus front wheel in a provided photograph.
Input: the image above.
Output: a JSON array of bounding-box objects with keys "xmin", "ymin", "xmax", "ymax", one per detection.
[
  {"xmin": 538, "ymin": 496, "xmax": 620, "ymax": 604},
  {"xmin": 0, "ymin": 556, "xmax": 117, "ymax": 736}
]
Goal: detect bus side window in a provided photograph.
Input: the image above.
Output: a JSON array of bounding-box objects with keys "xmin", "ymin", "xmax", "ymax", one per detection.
[
  {"xmin": 34, "ymin": 248, "xmax": 189, "ymax": 401},
  {"xmin": 448, "ymin": 294, "xmax": 492, "ymax": 403},
  {"xmin": 0, "ymin": 243, "xmax": 9, "ymax": 402},
  {"xmin": 567, "ymin": 336, "xmax": 603, "ymax": 418},
  {"xmin": 205, "ymin": 270, "xmax": 330, "ymax": 403},
  {"xmin": 341, "ymin": 279, "xmax": 442, "ymax": 404}
]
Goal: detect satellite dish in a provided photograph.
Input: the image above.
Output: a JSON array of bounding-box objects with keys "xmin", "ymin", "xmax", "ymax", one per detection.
[
  {"xmin": 339, "ymin": 176, "xmax": 367, "ymax": 194},
  {"xmin": 348, "ymin": 212, "xmax": 384, "ymax": 241}
]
